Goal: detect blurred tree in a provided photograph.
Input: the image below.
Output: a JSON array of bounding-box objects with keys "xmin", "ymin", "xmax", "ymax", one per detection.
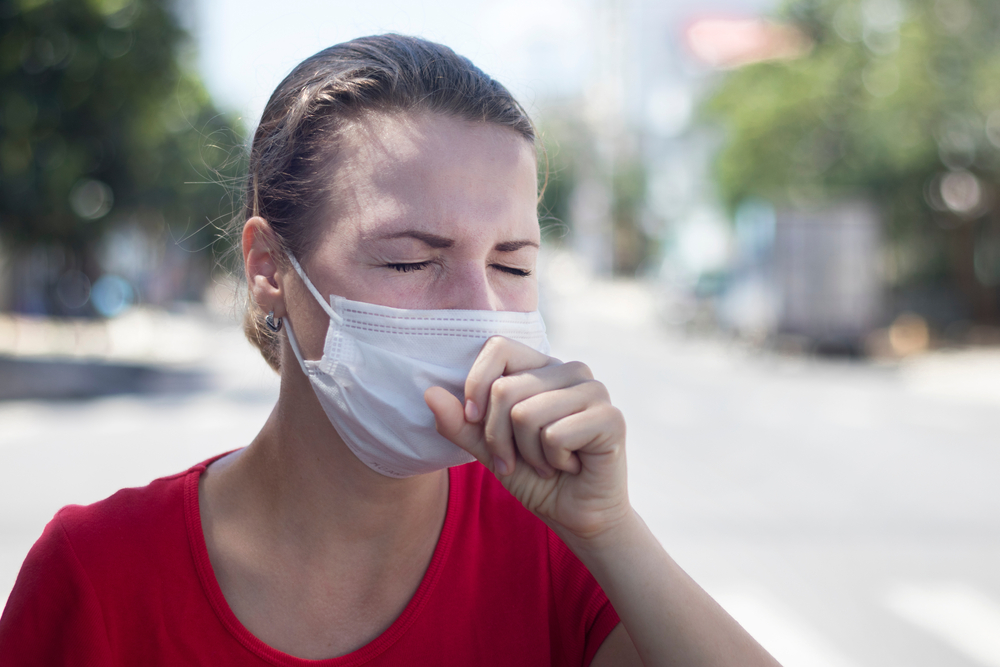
[
  {"xmin": 0, "ymin": 0, "xmax": 241, "ymax": 313},
  {"xmin": 610, "ymin": 155, "xmax": 648, "ymax": 275},
  {"xmin": 537, "ymin": 108, "xmax": 651, "ymax": 275},
  {"xmin": 705, "ymin": 0, "xmax": 1000, "ymax": 322}
]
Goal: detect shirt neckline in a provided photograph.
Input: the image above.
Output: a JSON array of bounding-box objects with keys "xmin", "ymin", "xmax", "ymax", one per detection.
[{"xmin": 183, "ymin": 454, "xmax": 460, "ymax": 666}]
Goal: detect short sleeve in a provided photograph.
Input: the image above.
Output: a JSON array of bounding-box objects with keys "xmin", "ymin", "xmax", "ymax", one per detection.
[
  {"xmin": 546, "ymin": 530, "xmax": 621, "ymax": 667},
  {"xmin": 0, "ymin": 510, "xmax": 114, "ymax": 666}
]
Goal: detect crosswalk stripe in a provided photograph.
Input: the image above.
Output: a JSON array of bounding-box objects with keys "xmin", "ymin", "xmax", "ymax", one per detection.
[
  {"xmin": 885, "ymin": 582, "xmax": 1000, "ymax": 667},
  {"xmin": 713, "ymin": 585, "xmax": 863, "ymax": 667}
]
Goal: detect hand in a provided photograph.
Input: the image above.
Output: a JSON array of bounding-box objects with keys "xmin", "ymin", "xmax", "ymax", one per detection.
[
  {"xmin": 428, "ymin": 338, "xmax": 784, "ymax": 667},
  {"xmin": 424, "ymin": 336, "xmax": 630, "ymax": 544}
]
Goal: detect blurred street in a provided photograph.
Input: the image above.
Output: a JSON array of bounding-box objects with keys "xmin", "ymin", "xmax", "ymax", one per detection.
[
  {"xmin": 544, "ymin": 257, "xmax": 1000, "ymax": 667},
  {"xmin": 2, "ymin": 259, "xmax": 999, "ymax": 667}
]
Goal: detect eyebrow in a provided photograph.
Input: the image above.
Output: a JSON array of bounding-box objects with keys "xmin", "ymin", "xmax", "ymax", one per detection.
[
  {"xmin": 378, "ymin": 230, "xmax": 539, "ymax": 252},
  {"xmin": 379, "ymin": 230, "xmax": 454, "ymax": 248},
  {"xmin": 494, "ymin": 239, "xmax": 539, "ymax": 252}
]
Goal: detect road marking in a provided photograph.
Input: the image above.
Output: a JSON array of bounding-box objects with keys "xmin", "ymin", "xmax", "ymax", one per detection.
[
  {"xmin": 713, "ymin": 585, "xmax": 863, "ymax": 667},
  {"xmin": 885, "ymin": 582, "xmax": 1000, "ymax": 667}
]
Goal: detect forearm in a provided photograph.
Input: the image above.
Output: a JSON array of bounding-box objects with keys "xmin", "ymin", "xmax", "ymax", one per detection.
[{"xmin": 559, "ymin": 510, "xmax": 781, "ymax": 667}]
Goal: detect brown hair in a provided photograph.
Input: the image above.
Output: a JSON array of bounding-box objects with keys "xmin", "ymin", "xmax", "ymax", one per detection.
[{"xmin": 236, "ymin": 34, "xmax": 537, "ymax": 372}]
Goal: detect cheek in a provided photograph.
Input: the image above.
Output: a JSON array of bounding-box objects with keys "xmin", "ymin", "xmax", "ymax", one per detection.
[
  {"xmin": 496, "ymin": 276, "xmax": 539, "ymax": 312},
  {"xmin": 301, "ymin": 246, "xmax": 367, "ymax": 301},
  {"xmin": 367, "ymin": 277, "xmax": 438, "ymax": 309},
  {"xmin": 284, "ymin": 281, "xmax": 332, "ymax": 361}
]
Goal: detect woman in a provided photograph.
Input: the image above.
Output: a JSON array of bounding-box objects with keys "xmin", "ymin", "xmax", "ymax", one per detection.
[{"xmin": 0, "ymin": 35, "xmax": 780, "ymax": 666}]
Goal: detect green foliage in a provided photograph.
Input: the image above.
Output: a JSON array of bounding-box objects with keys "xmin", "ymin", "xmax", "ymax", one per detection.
[
  {"xmin": 536, "ymin": 111, "xmax": 651, "ymax": 273},
  {"xmin": 536, "ymin": 115, "xmax": 582, "ymax": 242},
  {"xmin": 610, "ymin": 156, "xmax": 648, "ymax": 274},
  {"xmin": 0, "ymin": 0, "xmax": 242, "ymax": 254},
  {"xmin": 704, "ymin": 0, "xmax": 1000, "ymax": 287}
]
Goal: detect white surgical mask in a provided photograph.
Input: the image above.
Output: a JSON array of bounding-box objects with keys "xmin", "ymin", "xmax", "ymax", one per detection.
[{"xmin": 283, "ymin": 254, "xmax": 550, "ymax": 478}]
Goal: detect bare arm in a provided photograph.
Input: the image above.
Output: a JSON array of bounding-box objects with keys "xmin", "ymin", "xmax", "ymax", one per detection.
[
  {"xmin": 571, "ymin": 512, "xmax": 779, "ymax": 667},
  {"xmin": 425, "ymin": 336, "xmax": 781, "ymax": 667}
]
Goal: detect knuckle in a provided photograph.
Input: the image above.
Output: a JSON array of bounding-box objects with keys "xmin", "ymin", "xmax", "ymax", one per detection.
[
  {"xmin": 565, "ymin": 360, "xmax": 594, "ymax": 380},
  {"xmin": 609, "ymin": 404, "xmax": 624, "ymax": 424},
  {"xmin": 598, "ymin": 401, "xmax": 622, "ymax": 423},
  {"xmin": 489, "ymin": 377, "xmax": 512, "ymax": 404},
  {"xmin": 482, "ymin": 429, "xmax": 503, "ymax": 451},
  {"xmin": 540, "ymin": 424, "xmax": 564, "ymax": 450},
  {"xmin": 509, "ymin": 401, "xmax": 532, "ymax": 427},
  {"xmin": 584, "ymin": 379, "xmax": 610, "ymax": 401},
  {"xmin": 607, "ymin": 406, "xmax": 627, "ymax": 440},
  {"xmin": 484, "ymin": 335, "xmax": 509, "ymax": 353}
]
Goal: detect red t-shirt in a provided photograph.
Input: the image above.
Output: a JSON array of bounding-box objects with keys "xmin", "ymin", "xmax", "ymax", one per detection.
[{"xmin": 0, "ymin": 456, "xmax": 619, "ymax": 666}]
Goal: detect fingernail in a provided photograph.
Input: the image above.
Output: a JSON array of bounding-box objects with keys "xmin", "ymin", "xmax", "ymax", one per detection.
[
  {"xmin": 492, "ymin": 455, "xmax": 509, "ymax": 476},
  {"xmin": 465, "ymin": 400, "xmax": 480, "ymax": 422},
  {"xmin": 534, "ymin": 466, "xmax": 552, "ymax": 479}
]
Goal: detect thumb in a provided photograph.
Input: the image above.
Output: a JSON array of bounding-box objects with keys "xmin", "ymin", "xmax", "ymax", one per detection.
[{"xmin": 424, "ymin": 386, "xmax": 488, "ymax": 465}]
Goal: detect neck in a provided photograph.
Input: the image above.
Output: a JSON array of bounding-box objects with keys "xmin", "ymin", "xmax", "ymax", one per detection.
[
  {"xmin": 212, "ymin": 364, "xmax": 449, "ymax": 555},
  {"xmin": 198, "ymin": 361, "xmax": 451, "ymax": 660}
]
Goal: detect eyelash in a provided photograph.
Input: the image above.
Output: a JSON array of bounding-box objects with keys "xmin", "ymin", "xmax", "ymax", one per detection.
[
  {"xmin": 494, "ymin": 265, "xmax": 532, "ymax": 277},
  {"xmin": 386, "ymin": 262, "xmax": 431, "ymax": 273},
  {"xmin": 385, "ymin": 262, "xmax": 532, "ymax": 277}
]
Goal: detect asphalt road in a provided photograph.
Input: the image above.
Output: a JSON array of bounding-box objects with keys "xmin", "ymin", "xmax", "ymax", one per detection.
[{"xmin": 1, "ymin": 272, "xmax": 998, "ymax": 666}]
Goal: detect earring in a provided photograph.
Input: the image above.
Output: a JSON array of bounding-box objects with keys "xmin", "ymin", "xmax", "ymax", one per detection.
[{"xmin": 265, "ymin": 311, "xmax": 283, "ymax": 333}]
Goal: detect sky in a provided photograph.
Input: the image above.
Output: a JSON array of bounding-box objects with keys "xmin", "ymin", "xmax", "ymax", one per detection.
[
  {"xmin": 190, "ymin": 0, "xmax": 777, "ymax": 131},
  {"xmin": 192, "ymin": 0, "xmax": 592, "ymax": 128}
]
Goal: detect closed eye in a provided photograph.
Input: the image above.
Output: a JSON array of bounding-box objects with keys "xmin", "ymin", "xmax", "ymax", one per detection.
[
  {"xmin": 491, "ymin": 264, "xmax": 532, "ymax": 277},
  {"xmin": 386, "ymin": 261, "xmax": 432, "ymax": 273}
]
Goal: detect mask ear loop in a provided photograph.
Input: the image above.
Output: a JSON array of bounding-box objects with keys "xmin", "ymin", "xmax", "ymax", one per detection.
[
  {"xmin": 282, "ymin": 252, "xmax": 335, "ymax": 373},
  {"xmin": 286, "ymin": 252, "xmax": 337, "ymax": 319},
  {"xmin": 282, "ymin": 316, "xmax": 313, "ymax": 374}
]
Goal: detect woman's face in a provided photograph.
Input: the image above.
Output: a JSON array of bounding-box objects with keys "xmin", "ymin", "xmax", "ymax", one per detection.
[{"xmin": 299, "ymin": 112, "xmax": 541, "ymax": 313}]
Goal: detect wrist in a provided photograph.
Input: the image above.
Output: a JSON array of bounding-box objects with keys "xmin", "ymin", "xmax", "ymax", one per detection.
[{"xmin": 551, "ymin": 505, "xmax": 649, "ymax": 564}]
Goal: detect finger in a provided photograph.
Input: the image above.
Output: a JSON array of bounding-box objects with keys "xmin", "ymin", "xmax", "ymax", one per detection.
[
  {"xmin": 483, "ymin": 362, "xmax": 595, "ymax": 477},
  {"xmin": 510, "ymin": 381, "xmax": 611, "ymax": 476},
  {"xmin": 463, "ymin": 336, "xmax": 557, "ymax": 424},
  {"xmin": 424, "ymin": 386, "xmax": 489, "ymax": 466},
  {"xmin": 541, "ymin": 402, "xmax": 626, "ymax": 472}
]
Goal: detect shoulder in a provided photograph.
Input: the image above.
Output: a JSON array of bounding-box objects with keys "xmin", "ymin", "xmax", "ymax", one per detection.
[
  {"xmin": 0, "ymin": 456, "xmax": 221, "ymax": 662},
  {"xmin": 31, "ymin": 452, "xmax": 235, "ymax": 596},
  {"xmin": 54, "ymin": 461, "xmax": 204, "ymax": 565}
]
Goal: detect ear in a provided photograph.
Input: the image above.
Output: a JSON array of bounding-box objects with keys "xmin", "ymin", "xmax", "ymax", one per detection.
[{"xmin": 243, "ymin": 216, "xmax": 286, "ymax": 317}]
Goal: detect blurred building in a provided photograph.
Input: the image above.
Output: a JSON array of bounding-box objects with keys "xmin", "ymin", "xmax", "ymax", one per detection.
[{"xmin": 550, "ymin": 0, "xmax": 779, "ymax": 278}]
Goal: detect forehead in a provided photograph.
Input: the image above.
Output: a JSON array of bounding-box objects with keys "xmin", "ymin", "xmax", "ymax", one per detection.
[{"xmin": 324, "ymin": 112, "xmax": 540, "ymax": 242}]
